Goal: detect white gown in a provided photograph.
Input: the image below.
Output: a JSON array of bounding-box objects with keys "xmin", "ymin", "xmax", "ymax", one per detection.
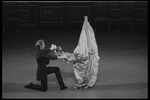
[{"xmin": 59, "ymin": 16, "xmax": 100, "ymax": 88}]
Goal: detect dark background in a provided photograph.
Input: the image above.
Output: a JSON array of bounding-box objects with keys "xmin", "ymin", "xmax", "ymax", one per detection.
[
  {"xmin": 2, "ymin": 1, "xmax": 148, "ymax": 30},
  {"xmin": 2, "ymin": 1, "xmax": 148, "ymax": 98}
]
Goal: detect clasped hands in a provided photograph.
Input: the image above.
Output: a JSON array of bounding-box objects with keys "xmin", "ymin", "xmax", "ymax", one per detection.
[
  {"xmin": 49, "ymin": 44, "xmax": 67, "ymax": 60},
  {"xmin": 50, "ymin": 44, "xmax": 57, "ymax": 50}
]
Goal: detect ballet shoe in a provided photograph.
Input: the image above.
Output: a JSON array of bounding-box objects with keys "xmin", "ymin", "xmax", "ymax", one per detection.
[
  {"xmin": 40, "ymin": 88, "xmax": 47, "ymax": 92},
  {"xmin": 82, "ymin": 86, "xmax": 89, "ymax": 89},
  {"xmin": 60, "ymin": 86, "xmax": 67, "ymax": 90},
  {"xmin": 74, "ymin": 86, "xmax": 82, "ymax": 89},
  {"xmin": 24, "ymin": 82, "xmax": 33, "ymax": 88},
  {"xmin": 74, "ymin": 84, "xmax": 88, "ymax": 89}
]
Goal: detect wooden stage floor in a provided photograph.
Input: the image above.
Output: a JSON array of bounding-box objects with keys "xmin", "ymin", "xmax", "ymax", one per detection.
[{"xmin": 2, "ymin": 28, "xmax": 148, "ymax": 98}]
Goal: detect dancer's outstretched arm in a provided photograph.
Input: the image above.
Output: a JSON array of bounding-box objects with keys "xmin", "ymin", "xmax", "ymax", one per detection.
[{"xmin": 53, "ymin": 46, "xmax": 77, "ymax": 63}]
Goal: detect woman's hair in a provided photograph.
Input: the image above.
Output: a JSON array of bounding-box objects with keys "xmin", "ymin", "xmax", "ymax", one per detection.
[{"xmin": 35, "ymin": 39, "xmax": 44, "ymax": 48}]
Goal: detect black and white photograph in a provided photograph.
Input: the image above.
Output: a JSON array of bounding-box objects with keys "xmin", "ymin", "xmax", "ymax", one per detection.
[{"xmin": 2, "ymin": 1, "xmax": 148, "ymax": 99}]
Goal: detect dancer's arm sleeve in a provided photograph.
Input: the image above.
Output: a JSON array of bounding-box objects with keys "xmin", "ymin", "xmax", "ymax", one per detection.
[
  {"xmin": 66, "ymin": 53, "xmax": 76, "ymax": 63},
  {"xmin": 43, "ymin": 49, "xmax": 51, "ymax": 53},
  {"xmin": 37, "ymin": 49, "xmax": 52, "ymax": 59},
  {"xmin": 49, "ymin": 55, "xmax": 58, "ymax": 60}
]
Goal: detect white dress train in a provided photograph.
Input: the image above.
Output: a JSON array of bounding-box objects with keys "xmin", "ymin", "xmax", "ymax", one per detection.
[{"xmin": 59, "ymin": 16, "xmax": 100, "ymax": 88}]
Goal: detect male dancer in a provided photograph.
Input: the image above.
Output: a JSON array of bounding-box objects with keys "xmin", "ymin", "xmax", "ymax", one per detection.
[{"xmin": 24, "ymin": 39, "xmax": 67, "ymax": 91}]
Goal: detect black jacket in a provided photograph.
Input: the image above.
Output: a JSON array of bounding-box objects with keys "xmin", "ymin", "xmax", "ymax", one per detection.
[{"xmin": 36, "ymin": 48, "xmax": 57, "ymax": 81}]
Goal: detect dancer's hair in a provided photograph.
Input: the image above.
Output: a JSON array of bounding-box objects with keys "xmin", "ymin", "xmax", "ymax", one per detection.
[{"xmin": 35, "ymin": 39, "xmax": 44, "ymax": 49}]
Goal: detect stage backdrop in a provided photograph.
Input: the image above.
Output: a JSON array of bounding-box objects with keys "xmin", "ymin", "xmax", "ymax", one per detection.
[{"xmin": 2, "ymin": 1, "xmax": 147, "ymax": 29}]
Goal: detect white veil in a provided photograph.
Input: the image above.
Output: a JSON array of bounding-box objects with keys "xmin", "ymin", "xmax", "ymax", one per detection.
[{"xmin": 73, "ymin": 16, "xmax": 100, "ymax": 87}]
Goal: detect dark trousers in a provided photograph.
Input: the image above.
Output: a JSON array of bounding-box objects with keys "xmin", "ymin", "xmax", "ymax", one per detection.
[{"xmin": 27, "ymin": 67, "xmax": 65, "ymax": 91}]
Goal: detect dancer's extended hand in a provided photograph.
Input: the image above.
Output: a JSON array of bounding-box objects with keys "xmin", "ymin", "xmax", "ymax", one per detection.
[
  {"xmin": 50, "ymin": 44, "xmax": 57, "ymax": 50},
  {"xmin": 58, "ymin": 54, "xmax": 67, "ymax": 59}
]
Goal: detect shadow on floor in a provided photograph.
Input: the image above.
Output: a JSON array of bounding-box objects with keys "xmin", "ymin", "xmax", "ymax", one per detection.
[
  {"xmin": 2, "ymin": 82, "xmax": 61, "ymax": 93},
  {"xmin": 2, "ymin": 82, "xmax": 147, "ymax": 93}
]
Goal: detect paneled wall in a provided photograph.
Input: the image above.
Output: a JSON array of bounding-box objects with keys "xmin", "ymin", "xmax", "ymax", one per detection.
[
  {"xmin": 14, "ymin": 2, "xmax": 94, "ymax": 28},
  {"xmin": 37, "ymin": 2, "xmax": 94, "ymax": 28},
  {"xmin": 133, "ymin": 1, "xmax": 148, "ymax": 24},
  {"xmin": 2, "ymin": 1, "xmax": 148, "ymax": 29},
  {"xmin": 16, "ymin": 2, "xmax": 37, "ymax": 28}
]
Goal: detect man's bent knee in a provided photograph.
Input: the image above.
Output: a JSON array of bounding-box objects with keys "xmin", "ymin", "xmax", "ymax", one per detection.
[
  {"xmin": 55, "ymin": 67, "xmax": 60, "ymax": 70},
  {"xmin": 41, "ymin": 88, "xmax": 47, "ymax": 92}
]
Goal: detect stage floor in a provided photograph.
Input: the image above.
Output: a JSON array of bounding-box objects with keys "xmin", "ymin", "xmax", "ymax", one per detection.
[{"xmin": 2, "ymin": 28, "xmax": 148, "ymax": 98}]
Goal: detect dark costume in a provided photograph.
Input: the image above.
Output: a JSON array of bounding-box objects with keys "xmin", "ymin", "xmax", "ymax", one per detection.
[{"xmin": 24, "ymin": 48, "xmax": 67, "ymax": 91}]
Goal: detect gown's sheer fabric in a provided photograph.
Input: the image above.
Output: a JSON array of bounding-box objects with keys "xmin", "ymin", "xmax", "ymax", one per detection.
[{"xmin": 60, "ymin": 16, "xmax": 100, "ymax": 88}]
